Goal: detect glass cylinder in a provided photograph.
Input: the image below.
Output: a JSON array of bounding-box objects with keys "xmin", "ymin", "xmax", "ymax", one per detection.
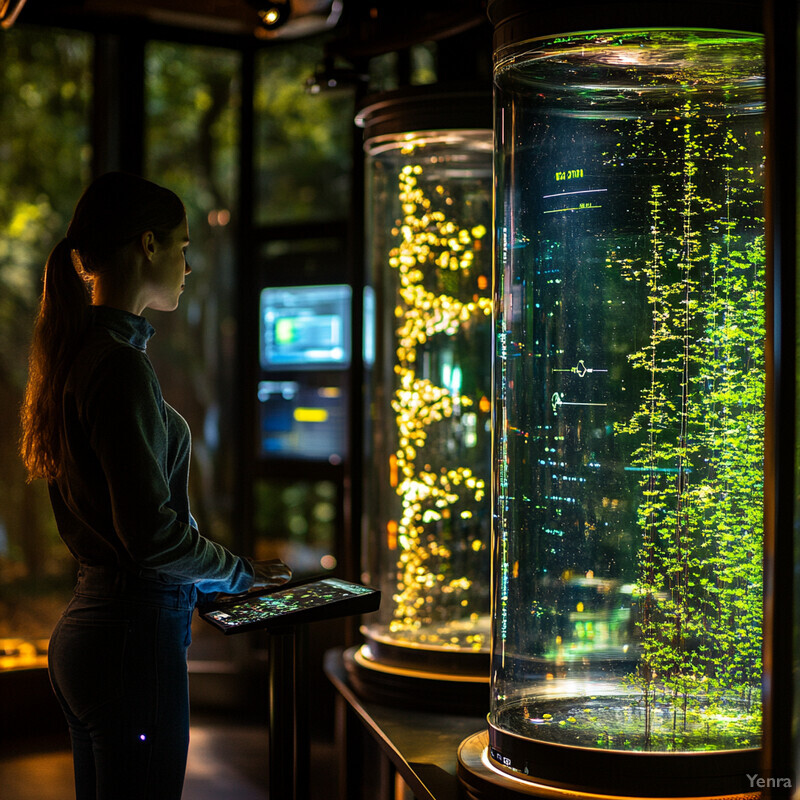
[
  {"xmin": 490, "ymin": 27, "xmax": 765, "ymax": 794},
  {"xmin": 359, "ymin": 90, "xmax": 494, "ymax": 679}
]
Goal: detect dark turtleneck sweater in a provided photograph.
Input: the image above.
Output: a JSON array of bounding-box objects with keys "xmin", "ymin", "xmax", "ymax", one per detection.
[{"xmin": 48, "ymin": 305, "xmax": 254, "ymax": 593}]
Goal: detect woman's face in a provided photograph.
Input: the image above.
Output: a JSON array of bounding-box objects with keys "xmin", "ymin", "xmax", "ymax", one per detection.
[{"xmin": 143, "ymin": 217, "xmax": 191, "ymax": 312}]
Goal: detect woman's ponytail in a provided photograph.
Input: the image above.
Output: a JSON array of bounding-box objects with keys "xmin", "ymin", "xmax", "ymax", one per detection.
[
  {"xmin": 42, "ymin": 239, "xmax": 92, "ymax": 339},
  {"xmin": 20, "ymin": 237, "xmax": 91, "ymax": 481}
]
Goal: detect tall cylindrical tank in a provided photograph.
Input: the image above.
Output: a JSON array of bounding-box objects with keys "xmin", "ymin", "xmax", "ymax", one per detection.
[
  {"xmin": 460, "ymin": 2, "xmax": 765, "ymax": 796},
  {"xmin": 353, "ymin": 87, "xmax": 494, "ymax": 707}
]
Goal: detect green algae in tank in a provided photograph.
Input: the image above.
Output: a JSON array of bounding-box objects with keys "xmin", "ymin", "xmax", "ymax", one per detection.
[
  {"xmin": 491, "ymin": 30, "xmax": 764, "ymax": 753},
  {"xmin": 495, "ymin": 695, "xmax": 759, "ymax": 752}
]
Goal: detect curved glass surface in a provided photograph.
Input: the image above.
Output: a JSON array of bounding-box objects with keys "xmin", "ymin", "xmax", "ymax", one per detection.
[
  {"xmin": 492, "ymin": 30, "xmax": 765, "ymax": 757},
  {"xmin": 363, "ymin": 130, "xmax": 493, "ymax": 660}
]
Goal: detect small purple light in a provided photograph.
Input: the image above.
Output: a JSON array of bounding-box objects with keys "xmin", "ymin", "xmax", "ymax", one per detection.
[{"xmin": 139, "ymin": 734, "xmax": 147, "ymax": 742}]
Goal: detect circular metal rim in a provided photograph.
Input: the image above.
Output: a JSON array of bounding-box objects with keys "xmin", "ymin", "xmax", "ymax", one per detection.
[
  {"xmin": 458, "ymin": 729, "xmax": 762, "ymax": 800},
  {"xmin": 360, "ymin": 625, "xmax": 491, "ymax": 676},
  {"xmin": 487, "ymin": 0, "xmax": 763, "ymax": 56},
  {"xmin": 356, "ymin": 83, "xmax": 493, "ymax": 145},
  {"xmin": 487, "ymin": 719, "xmax": 760, "ymax": 797},
  {"xmin": 344, "ymin": 645, "xmax": 490, "ymax": 715}
]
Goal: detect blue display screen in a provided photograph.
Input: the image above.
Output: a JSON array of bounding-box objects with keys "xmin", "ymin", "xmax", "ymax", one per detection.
[
  {"xmin": 260, "ymin": 284, "xmax": 352, "ymax": 370},
  {"xmin": 257, "ymin": 380, "xmax": 346, "ymax": 461}
]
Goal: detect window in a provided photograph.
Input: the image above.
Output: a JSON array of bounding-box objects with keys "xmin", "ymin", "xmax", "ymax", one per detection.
[
  {"xmin": 145, "ymin": 41, "xmax": 241, "ymax": 549},
  {"xmin": 255, "ymin": 40, "xmax": 353, "ymax": 225},
  {"xmin": 0, "ymin": 25, "xmax": 92, "ymax": 667},
  {"xmin": 251, "ymin": 38, "xmax": 355, "ymax": 580}
]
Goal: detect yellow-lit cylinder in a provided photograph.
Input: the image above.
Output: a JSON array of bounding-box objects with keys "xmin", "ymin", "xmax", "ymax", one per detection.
[{"xmin": 361, "ymin": 118, "xmax": 493, "ymax": 659}]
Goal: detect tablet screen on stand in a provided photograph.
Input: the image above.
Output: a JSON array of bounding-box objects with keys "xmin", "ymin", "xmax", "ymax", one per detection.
[{"xmin": 199, "ymin": 576, "xmax": 380, "ymax": 634}]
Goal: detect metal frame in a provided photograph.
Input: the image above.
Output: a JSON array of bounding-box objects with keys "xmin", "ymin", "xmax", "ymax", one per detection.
[{"xmin": 762, "ymin": 0, "xmax": 797, "ymax": 793}]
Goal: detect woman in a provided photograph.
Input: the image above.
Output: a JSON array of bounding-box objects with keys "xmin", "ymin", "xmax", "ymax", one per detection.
[{"xmin": 19, "ymin": 172, "xmax": 290, "ymax": 799}]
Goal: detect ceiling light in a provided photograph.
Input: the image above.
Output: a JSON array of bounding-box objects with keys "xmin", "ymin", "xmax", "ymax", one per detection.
[{"xmin": 249, "ymin": 0, "xmax": 292, "ymax": 30}]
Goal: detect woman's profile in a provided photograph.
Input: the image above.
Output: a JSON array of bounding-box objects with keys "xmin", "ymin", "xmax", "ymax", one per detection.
[{"xmin": 19, "ymin": 171, "xmax": 290, "ymax": 800}]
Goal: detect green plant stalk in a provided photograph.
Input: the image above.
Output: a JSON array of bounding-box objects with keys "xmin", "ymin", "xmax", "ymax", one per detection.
[{"xmin": 609, "ymin": 103, "xmax": 764, "ymax": 750}]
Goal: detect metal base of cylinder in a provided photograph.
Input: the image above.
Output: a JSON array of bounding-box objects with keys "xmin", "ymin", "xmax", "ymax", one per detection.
[
  {"xmin": 458, "ymin": 730, "xmax": 762, "ymax": 800},
  {"xmin": 361, "ymin": 624, "xmax": 490, "ymax": 676},
  {"xmin": 487, "ymin": 717, "xmax": 760, "ymax": 798},
  {"xmin": 343, "ymin": 644, "xmax": 489, "ymax": 715}
]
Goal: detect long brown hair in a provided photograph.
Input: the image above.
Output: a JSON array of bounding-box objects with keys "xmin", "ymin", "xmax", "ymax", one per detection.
[{"xmin": 20, "ymin": 172, "xmax": 185, "ymax": 481}]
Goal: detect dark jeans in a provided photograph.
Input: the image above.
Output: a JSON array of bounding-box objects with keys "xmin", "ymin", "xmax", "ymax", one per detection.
[{"xmin": 48, "ymin": 566, "xmax": 197, "ymax": 800}]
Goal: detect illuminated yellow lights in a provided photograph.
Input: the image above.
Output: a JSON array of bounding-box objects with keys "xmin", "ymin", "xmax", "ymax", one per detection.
[
  {"xmin": 0, "ymin": 638, "xmax": 48, "ymax": 671},
  {"xmin": 293, "ymin": 407, "xmax": 328, "ymax": 422},
  {"xmin": 387, "ymin": 520, "xmax": 398, "ymax": 550},
  {"xmin": 385, "ymin": 163, "xmax": 489, "ymax": 647}
]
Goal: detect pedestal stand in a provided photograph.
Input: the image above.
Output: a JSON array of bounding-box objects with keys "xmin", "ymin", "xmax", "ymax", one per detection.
[
  {"xmin": 198, "ymin": 577, "xmax": 380, "ymax": 800},
  {"xmin": 268, "ymin": 624, "xmax": 310, "ymax": 800}
]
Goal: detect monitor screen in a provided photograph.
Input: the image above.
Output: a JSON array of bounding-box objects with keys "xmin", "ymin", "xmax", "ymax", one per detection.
[
  {"xmin": 260, "ymin": 284, "xmax": 351, "ymax": 371},
  {"xmin": 257, "ymin": 380, "xmax": 346, "ymax": 461},
  {"xmin": 200, "ymin": 578, "xmax": 380, "ymax": 634}
]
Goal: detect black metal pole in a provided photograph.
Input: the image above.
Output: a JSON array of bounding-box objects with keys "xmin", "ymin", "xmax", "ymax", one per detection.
[
  {"xmin": 295, "ymin": 624, "xmax": 310, "ymax": 800},
  {"xmin": 267, "ymin": 624, "xmax": 311, "ymax": 800},
  {"xmin": 91, "ymin": 28, "xmax": 145, "ymax": 177},
  {"xmin": 235, "ymin": 43, "xmax": 257, "ymax": 561},
  {"xmin": 343, "ymin": 65, "xmax": 370, "ymax": 646},
  {"xmin": 762, "ymin": 0, "xmax": 797, "ymax": 794},
  {"xmin": 268, "ymin": 627, "xmax": 296, "ymax": 800}
]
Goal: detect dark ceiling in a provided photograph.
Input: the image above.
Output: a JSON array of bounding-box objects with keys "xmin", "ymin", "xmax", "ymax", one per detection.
[
  {"xmin": 16, "ymin": 0, "xmax": 490, "ymax": 52},
  {"xmin": 20, "ymin": 0, "xmax": 334, "ymax": 39}
]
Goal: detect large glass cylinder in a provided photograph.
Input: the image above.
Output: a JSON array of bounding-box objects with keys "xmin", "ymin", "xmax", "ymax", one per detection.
[
  {"xmin": 358, "ymin": 89, "xmax": 493, "ymax": 688},
  {"xmin": 489, "ymin": 25, "xmax": 764, "ymax": 795}
]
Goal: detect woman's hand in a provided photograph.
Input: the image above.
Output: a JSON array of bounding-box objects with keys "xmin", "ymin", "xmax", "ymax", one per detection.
[{"xmin": 250, "ymin": 558, "xmax": 292, "ymax": 589}]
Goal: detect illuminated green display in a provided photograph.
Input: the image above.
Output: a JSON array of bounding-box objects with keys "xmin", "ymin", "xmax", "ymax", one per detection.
[{"xmin": 555, "ymin": 168, "xmax": 584, "ymax": 181}]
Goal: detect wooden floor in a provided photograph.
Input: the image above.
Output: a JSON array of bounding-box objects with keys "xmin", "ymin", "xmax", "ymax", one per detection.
[{"xmin": 0, "ymin": 719, "xmax": 338, "ymax": 800}]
